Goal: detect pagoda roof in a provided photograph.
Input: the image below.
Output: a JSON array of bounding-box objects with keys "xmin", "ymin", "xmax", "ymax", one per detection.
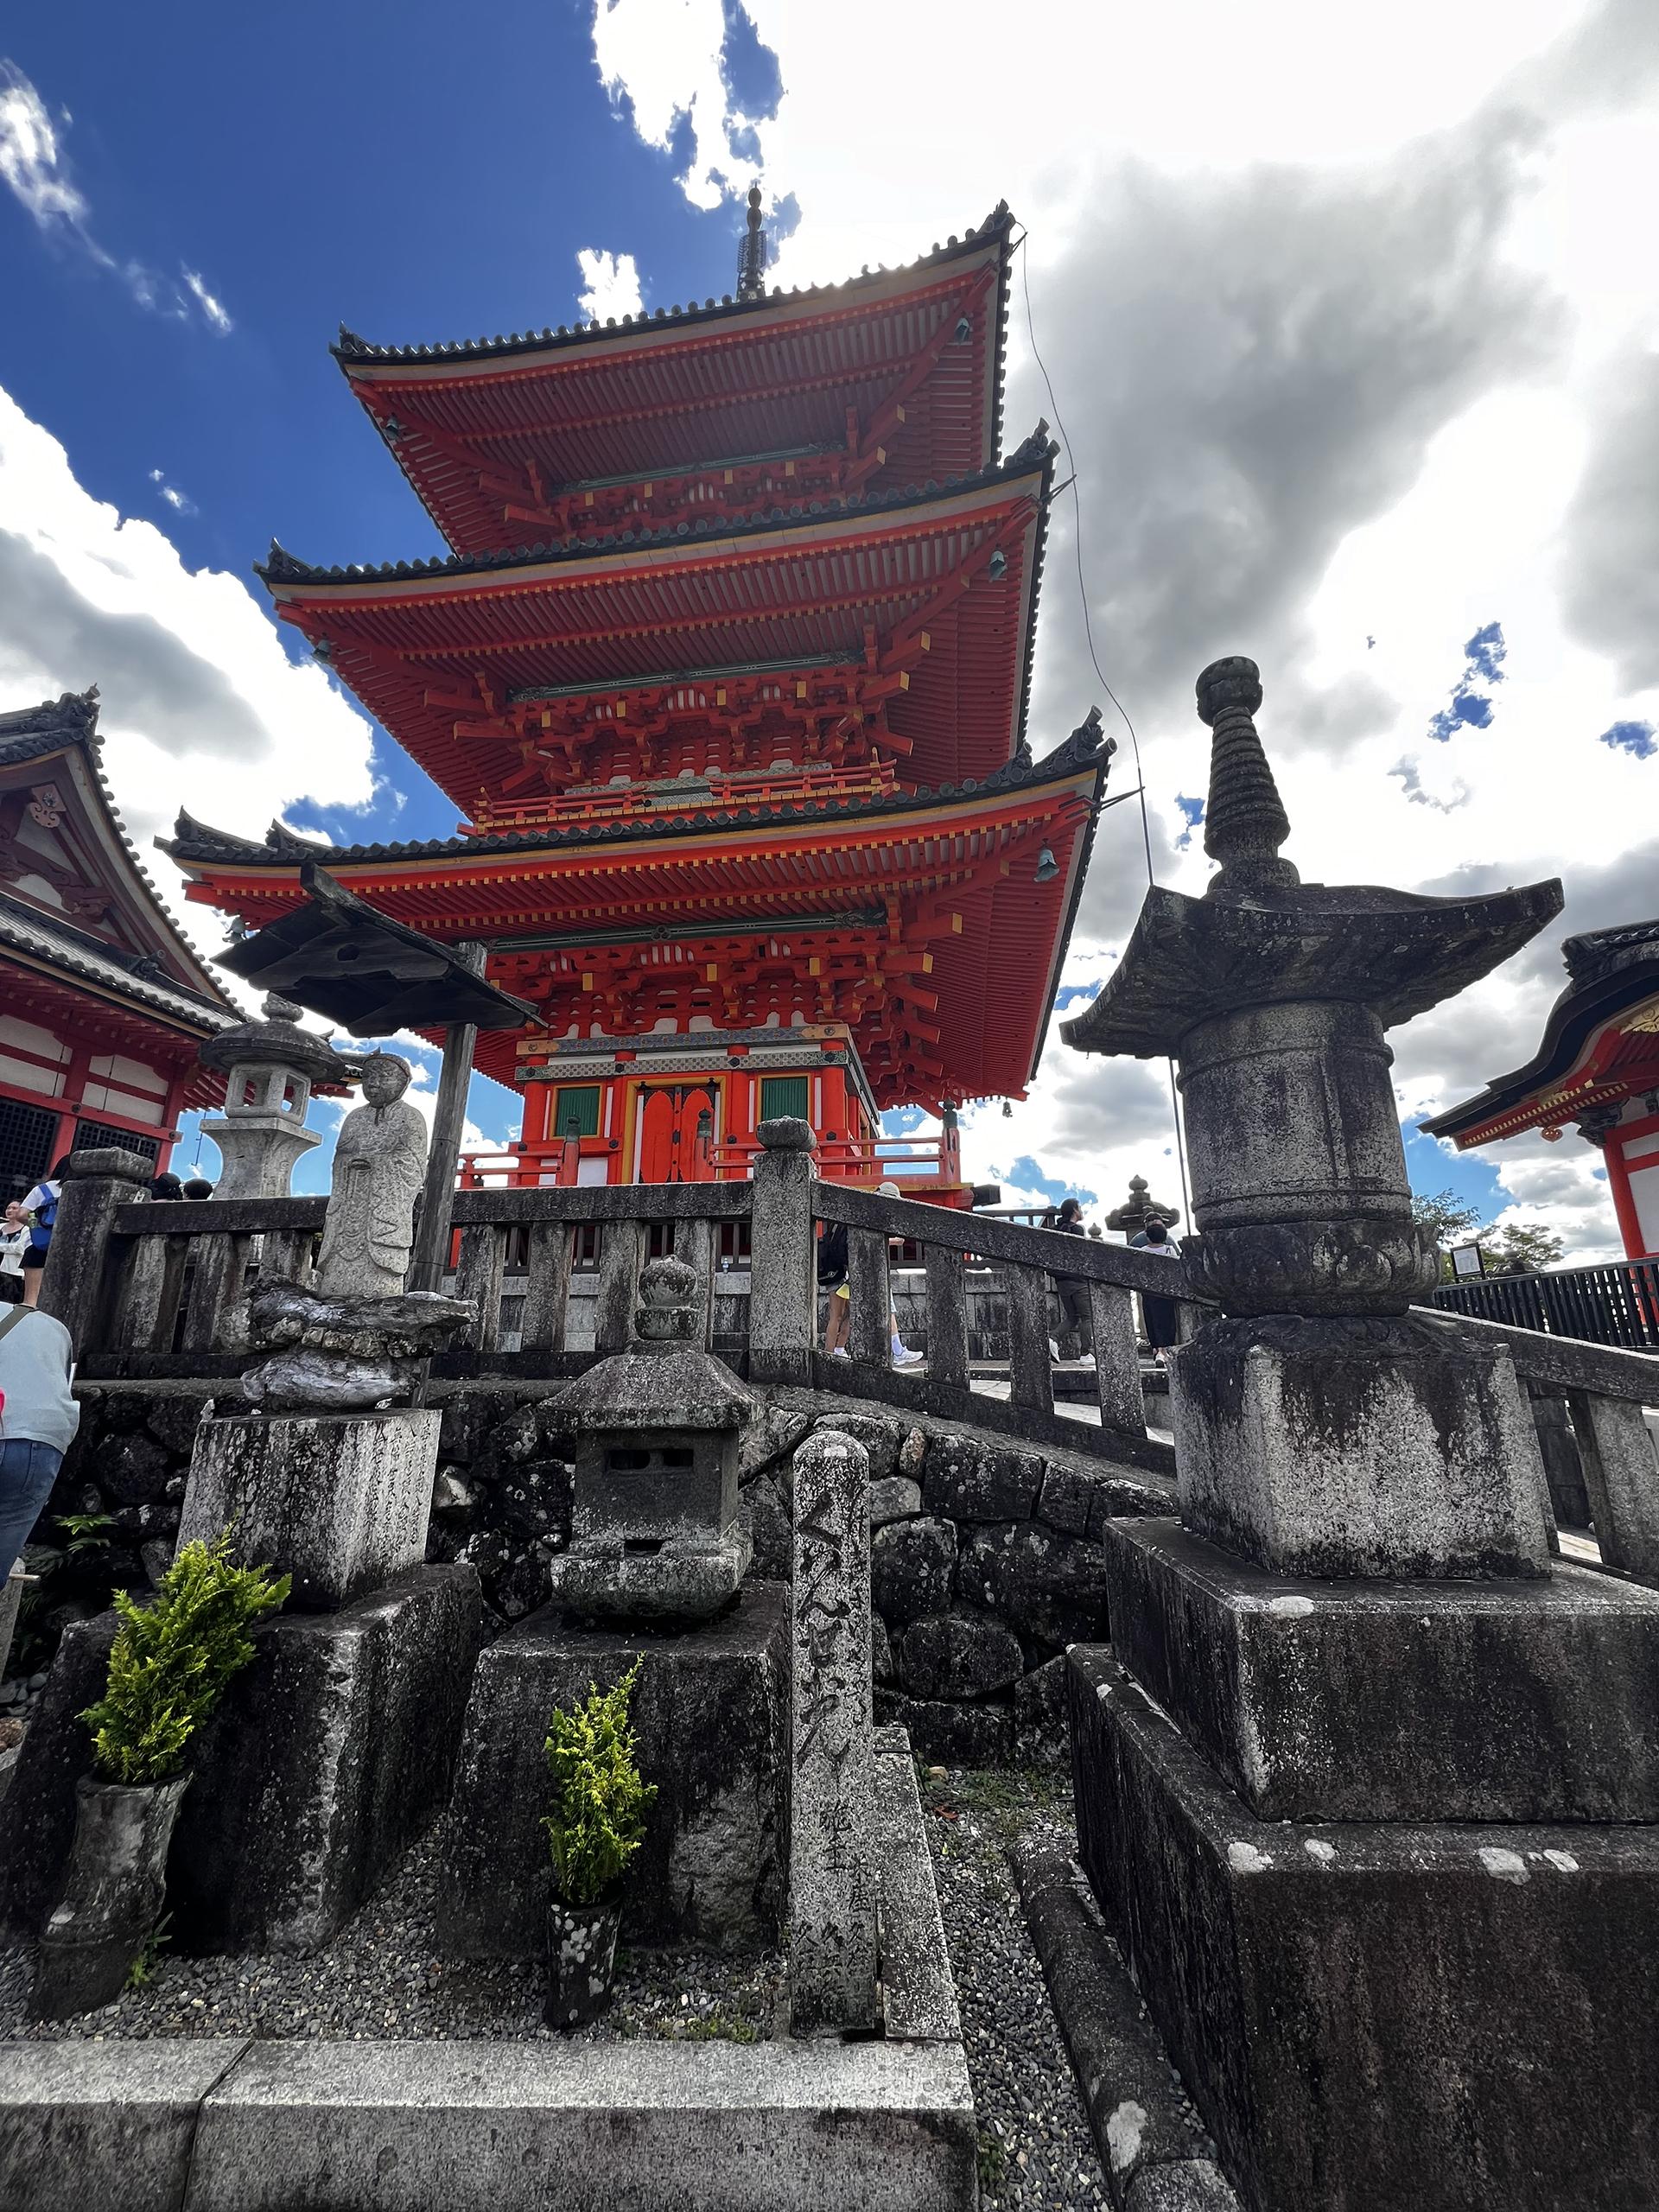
[
  {"xmin": 161, "ymin": 719, "xmax": 1114, "ymax": 1108},
  {"xmin": 334, "ymin": 213, "xmax": 1014, "ymax": 556},
  {"xmin": 258, "ymin": 441, "xmax": 1053, "ymax": 806},
  {"xmin": 1421, "ymin": 918, "xmax": 1659, "ymax": 1147},
  {"xmin": 0, "ymin": 689, "xmax": 240, "ymax": 1020}
]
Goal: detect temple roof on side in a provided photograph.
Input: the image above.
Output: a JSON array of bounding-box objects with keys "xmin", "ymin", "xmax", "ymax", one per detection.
[
  {"xmin": 0, "ymin": 690, "xmax": 240, "ymax": 1018},
  {"xmin": 1421, "ymin": 918, "xmax": 1659, "ymax": 1147},
  {"xmin": 334, "ymin": 216, "xmax": 1013, "ymax": 555},
  {"xmin": 257, "ymin": 444, "xmax": 1053, "ymax": 805}
]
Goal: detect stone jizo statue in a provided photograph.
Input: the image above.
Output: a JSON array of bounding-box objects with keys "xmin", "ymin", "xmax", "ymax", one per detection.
[{"xmin": 315, "ymin": 1052, "xmax": 428, "ymax": 1300}]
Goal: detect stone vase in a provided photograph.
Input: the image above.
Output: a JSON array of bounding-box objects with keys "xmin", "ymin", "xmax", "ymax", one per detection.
[
  {"xmin": 544, "ymin": 1888, "xmax": 622, "ymax": 2031},
  {"xmin": 32, "ymin": 1770, "xmax": 189, "ymax": 2018}
]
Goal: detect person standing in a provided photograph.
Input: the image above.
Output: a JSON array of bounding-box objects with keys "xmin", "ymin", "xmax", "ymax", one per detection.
[
  {"xmin": 0, "ymin": 1202, "xmax": 30, "ymax": 1306},
  {"xmin": 823, "ymin": 1183, "xmax": 924, "ymax": 1365},
  {"xmin": 0, "ymin": 1304, "xmax": 79, "ymax": 1581},
  {"xmin": 1046, "ymin": 1197, "xmax": 1094, "ymax": 1365},
  {"xmin": 17, "ymin": 1157, "xmax": 70, "ymax": 1309},
  {"xmin": 1129, "ymin": 1215, "xmax": 1184, "ymax": 1363}
]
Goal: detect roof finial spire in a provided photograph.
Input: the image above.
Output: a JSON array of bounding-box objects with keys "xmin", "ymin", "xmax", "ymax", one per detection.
[
  {"xmin": 1196, "ymin": 657, "xmax": 1298, "ymax": 895},
  {"xmin": 736, "ymin": 185, "xmax": 768, "ymax": 302}
]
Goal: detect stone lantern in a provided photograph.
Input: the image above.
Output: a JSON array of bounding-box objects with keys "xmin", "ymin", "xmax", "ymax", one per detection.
[
  {"xmin": 196, "ymin": 994, "xmax": 353, "ymax": 1199},
  {"xmin": 1104, "ymin": 1174, "xmax": 1180, "ymax": 1239},
  {"xmin": 545, "ymin": 1255, "xmax": 753, "ymax": 1620}
]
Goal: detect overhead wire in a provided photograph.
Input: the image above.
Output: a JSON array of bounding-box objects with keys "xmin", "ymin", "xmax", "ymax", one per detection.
[{"xmin": 1014, "ymin": 231, "xmax": 1192, "ymax": 1224}]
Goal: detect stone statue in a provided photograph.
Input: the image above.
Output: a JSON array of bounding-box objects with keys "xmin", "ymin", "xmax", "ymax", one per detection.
[{"xmin": 315, "ymin": 1053, "xmax": 428, "ymax": 1299}]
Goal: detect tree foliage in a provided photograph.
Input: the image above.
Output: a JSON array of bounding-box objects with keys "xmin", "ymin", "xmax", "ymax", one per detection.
[
  {"xmin": 1410, "ymin": 1188, "xmax": 1484, "ymax": 1255},
  {"xmin": 543, "ymin": 1660, "xmax": 655, "ymax": 1906},
  {"xmin": 1482, "ymin": 1221, "xmax": 1567, "ymax": 1276},
  {"xmin": 79, "ymin": 1529, "xmax": 289, "ymax": 1786}
]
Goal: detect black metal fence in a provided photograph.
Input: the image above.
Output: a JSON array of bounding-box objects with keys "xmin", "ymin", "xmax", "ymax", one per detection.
[{"xmin": 1433, "ymin": 1257, "xmax": 1659, "ymax": 1353}]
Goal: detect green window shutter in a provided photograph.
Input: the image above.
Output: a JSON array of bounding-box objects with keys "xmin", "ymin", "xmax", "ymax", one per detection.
[
  {"xmin": 760, "ymin": 1074, "xmax": 810, "ymax": 1123},
  {"xmin": 554, "ymin": 1085, "xmax": 601, "ymax": 1139}
]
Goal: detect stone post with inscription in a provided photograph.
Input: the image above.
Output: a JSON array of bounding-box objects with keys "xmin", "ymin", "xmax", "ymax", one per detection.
[{"xmin": 788, "ymin": 1427, "xmax": 879, "ymax": 2036}]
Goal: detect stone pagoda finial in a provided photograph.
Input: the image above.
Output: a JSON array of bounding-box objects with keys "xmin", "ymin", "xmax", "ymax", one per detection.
[
  {"xmin": 1196, "ymin": 656, "xmax": 1298, "ymax": 895},
  {"xmin": 736, "ymin": 185, "xmax": 767, "ymax": 302}
]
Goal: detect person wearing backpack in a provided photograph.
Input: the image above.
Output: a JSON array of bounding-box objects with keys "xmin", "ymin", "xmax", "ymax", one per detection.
[
  {"xmin": 0, "ymin": 1302, "xmax": 79, "ymax": 1580},
  {"xmin": 18, "ymin": 1156, "xmax": 69, "ymax": 1309}
]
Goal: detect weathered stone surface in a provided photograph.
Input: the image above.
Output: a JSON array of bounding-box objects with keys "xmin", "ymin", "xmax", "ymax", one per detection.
[
  {"xmin": 1170, "ymin": 1315, "xmax": 1552, "ymax": 1580},
  {"xmin": 93, "ymin": 1432, "xmax": 170, "ymax": 1508},
  {"xmin": 957, "ymin": 1522, "xmax": 1111, "ymax": 1647},
  {"xmin": 738, "ymin": 1402, "xmax": 812, "ymax": 1483},
  {"xmin": 245, "ymin": 1279, "xmax": 471, "ymax": 1363},
  {"xmin": 811, "ymin": 1409, "xmax": 904, "ymax": 1483},
  {"xmin": 168, "ymin": 1567, "xmax": 481, "ymax": 1956},
  {"xmin": 441, "ymin": 1581, "xmax": 788, "ymax": 1956},
  {"xmin": 790, "ymin": 1429, "xmax": 878, "ymax": 2036},
  {"xmin": 875, "ymin": 1691, "xmax": 1013, "ymax": 1769},
  {"xmin": 0, "ymin": 2039, "xmax": 251, "ymax": 2212},
  {"xmin": 899, "ymin": 1426, "xmax": 928, "ymax": 1478},
  {"xmin": 1015, "ymin": 1838, "xmax": 1229, "ymax": 2208},
  {"xmin": 1125, "ymin": 2162, "xmax": 1240, "ymax": 2212},
  {"xmin": 898, "ymin": 1611, "xmax": 1023, "ymax": 1701},
  {"xmin": 922, "ymin": 1435, "xmax": 1044, "ymax": 1523},
  {"xmin": 742, "ymin": 1470, "xmax": 792, "ymax": 1579},
  {"xmin": 0, "ymin": 1612, "xmax": 118, "ymax": 1942},
  {"xmin": 1070, "ymin": 1644, "xmax": 1659, "ymax": 2212},
  {"xmin": 1013, "ymin": 1655, "xmax": 1071, "ymax": 1745},
  {"xmin": 1036, "ymin": 1461, "xmax": 1096, "ymax": 1537},
  {"xmin": 871, "ymin": 1611, "xmax": 894, "ymax": 1684},
  {"xmin": 872, "ymin": 1728, "xmax": 960, "ymax": 2043},
  {"xmin": 1102, "ymin": 1516, "xmax": 1659, "ymax": 1821},
  {"xmin": 869, "ymin": 1476, "xmax": 923, "ymax": 1528},
  {"xmin": 182, "ymin": 2038, "xmax": 977, "ymax": 2212},
  {"xmin": 177, "ymin": 1409, "xmax": 439, "ymax": 1612},
  {"xmin": 870, "ymin": 1517, "xmax": 957, "ymax": 1628}
]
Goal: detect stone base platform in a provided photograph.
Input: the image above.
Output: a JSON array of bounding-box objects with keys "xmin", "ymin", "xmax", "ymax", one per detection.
[
  {"xmin": 441, "ymin": 1580, "xmax": 789, "ymax": 1957},
  {"xmin": 168, "ymin": 1567, "xmax": 481, "ymax": 1956},
  {"xmin": 1069, "ymin": 1643, "xmax": 1659, "ymax": 2212},
  {"xmin": 1101, "ymin": 1516, "xmax": 1659, "ymax": 1821}
]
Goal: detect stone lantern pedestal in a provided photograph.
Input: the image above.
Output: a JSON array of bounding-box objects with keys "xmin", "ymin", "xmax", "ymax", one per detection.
[
  {"xmin": 195, "ymin": 994, "xmax": 349, "ymax": 1200},
  {"xmin": 1059, "ymin": 658, "xmax": 1659, "ymax": 2212}
]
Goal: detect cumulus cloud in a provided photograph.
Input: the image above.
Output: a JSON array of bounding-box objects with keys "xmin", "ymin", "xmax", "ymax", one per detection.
[
  {"xmin": 0, "ymin": 58, "xmax": 232, "ymax": 332},
  {"xmin": 591, "ymin": 0, "xmax": 779, "ymax": 211},
  {"xmin": 0, "ymin": 385, "xmax": 378, "ymax": 954},
  {"xmin": 148, "ymin": 467, "xmax": 194, "ymax": 515},
  {"xmin": 1559, "ymin": 344, "xmax": 1659, "ymax": 693},
  {"xmin": 575, "ymin": 246, "xmax": 644, "ymax": 323}
]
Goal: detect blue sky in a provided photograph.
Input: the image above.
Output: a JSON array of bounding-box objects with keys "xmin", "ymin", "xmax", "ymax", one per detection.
[{"xmin": 3, "ymin": 3, "xmax": 1656, "ymax": 1251}]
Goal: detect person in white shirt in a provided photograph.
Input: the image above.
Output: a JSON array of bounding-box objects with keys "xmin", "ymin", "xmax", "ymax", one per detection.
[
  {"xmin": 1129, "ymin": 1215, "xmax": 1184, "ymax": 1363},
  {"xmin": 0, "ymin": 1306, "xmax": 80, "ymax": 1580},
  {"xmin": 0, "ymin": 1202, "xmax": 29, "ymax": 1306},
  {"xmin": 17, "ymin": 1156, "xmax": 70, "ymax": 1308}
]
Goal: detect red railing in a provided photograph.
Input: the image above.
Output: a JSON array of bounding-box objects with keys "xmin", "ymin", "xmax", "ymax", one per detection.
[
  {"xmin": 454, "ymin": 1124, "xmax": 963, "ymax": 1195},
  {"xmin": 461, "ymin": 760, "xmax": 899, "ymax": 838}
]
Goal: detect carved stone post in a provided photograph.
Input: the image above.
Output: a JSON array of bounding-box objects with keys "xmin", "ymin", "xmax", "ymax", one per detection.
[
  {"xmin": 747, "ymin": 1116, "xmax": 816, "ymax": 1385},
  {"xmin": 39, "ymin": 1149, "xmax": 153, "ymax": 1351}
]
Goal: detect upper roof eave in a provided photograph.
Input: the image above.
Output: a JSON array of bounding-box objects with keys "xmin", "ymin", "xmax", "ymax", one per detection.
[{"xmin": 330, "ymin": 207, "xmax": 1014, "ymax": 374}]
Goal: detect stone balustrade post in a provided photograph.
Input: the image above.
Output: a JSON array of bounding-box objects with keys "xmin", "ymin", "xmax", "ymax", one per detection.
[
  {"xmin": 38, "ymin": 1148, "xmax": 154, "ymax": 1352},
  {"xmin": 747, "ymin": 1116, "xmax": 817, "ymax": 1385}
]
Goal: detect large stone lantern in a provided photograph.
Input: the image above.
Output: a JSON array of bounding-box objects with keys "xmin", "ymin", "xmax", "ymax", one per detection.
[
  {"xmin": 1065, "ymin": 657, "xmax": 1562, "ymax": 1579},
  {"xmin": 196, "ymin": 994, "xmax": 353, "ymax": 1199}
]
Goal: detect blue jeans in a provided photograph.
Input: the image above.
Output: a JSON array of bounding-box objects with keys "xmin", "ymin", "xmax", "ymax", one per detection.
[{"xmin": 0, "ymin": 1440, "xmax": 64, "ymax": 1581}]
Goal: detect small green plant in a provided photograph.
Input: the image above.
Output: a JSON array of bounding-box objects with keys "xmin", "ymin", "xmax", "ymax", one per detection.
[
  {"xmin": 79, "ymin": 1529, "xmax": 289, "ymax": 1785},
  {"xmin": 125, "ymin": 1911, "xmax": 172, "ymax": 1989},
  {"xmin": 543, "ymin": 1660, "xmax": 656, "ymax": 1905},
  {"xmin": 55, "ymin": 1512, "xmax": 116, "ymax": 1554},
  {"xmin": 977, "ymin": 2130, "xmax": 1007, "ymax": 2190}
]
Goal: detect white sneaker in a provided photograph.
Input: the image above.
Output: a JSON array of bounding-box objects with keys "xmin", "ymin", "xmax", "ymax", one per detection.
[
  {"xmin": 1048, "ymin": 1338, "xmax": 1062, "ymax": 1360},
  {"xmin": 830, "ymin": 1347, "xmax": 850, "ymax": 1360},
  {"xmin": 892, "ymin": 1346, "xmax": 925, "ymax": 1368},
  {"xmin": 1077, "ymin": 1351, "xmax": 1096, "ymax": 1369}
]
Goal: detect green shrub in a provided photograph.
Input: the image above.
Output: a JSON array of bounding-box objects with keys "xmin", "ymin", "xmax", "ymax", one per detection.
[
  {"xmin": 79, "ymin": 1529, "xmax": 289, "ymax": 1785},
  {"xmin": 543, "ymin": 1660, "xmax": 656, "ymax": 1905}
]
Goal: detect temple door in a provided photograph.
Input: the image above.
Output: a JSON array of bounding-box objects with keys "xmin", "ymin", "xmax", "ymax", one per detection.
[{"xmin": 635, "ymin": 1084, "xmax": 717, "ymax": 1183}]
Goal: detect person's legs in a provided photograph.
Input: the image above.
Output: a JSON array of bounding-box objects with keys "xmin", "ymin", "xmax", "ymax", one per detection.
[
  {"xmin": 0, "ymin": 1440, "xmax": 64, "ymax": 1581},
  {"xmin": 21, "ymin": 1255, "xmax": 42, "ymax": 1307},
  {"xmin": 824, "ymin": 1283, "xmax": 850, "ymax": 1354}
]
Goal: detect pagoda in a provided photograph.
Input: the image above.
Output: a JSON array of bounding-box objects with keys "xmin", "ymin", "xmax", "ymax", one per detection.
[{"xmin": 164, "ymin": 198, "xmax": 1115, "ymax": 1199}]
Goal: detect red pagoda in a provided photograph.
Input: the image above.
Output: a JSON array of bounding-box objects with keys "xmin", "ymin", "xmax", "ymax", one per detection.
[{"xmin": 164, "ymin": 200, "xmax": 1114, "ymax": 1201}]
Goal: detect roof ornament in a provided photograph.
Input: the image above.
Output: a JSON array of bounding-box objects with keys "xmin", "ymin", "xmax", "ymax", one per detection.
[
  {"xmin": 1195, "ymin": 657, "xmax": 1299, "ymax": 896},
  {"xmin": 736, "ymin": 185, "xmax": 768, "ymax": 302},
  {"xmin": 336, "ymin": 324, "xmax": 370, "ymax": 358},
  {"xmin": 264, "ymin": 538, "xmax": 313, "ymax": 583}
]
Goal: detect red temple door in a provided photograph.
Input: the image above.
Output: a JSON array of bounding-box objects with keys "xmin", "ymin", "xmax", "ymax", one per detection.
[{"xmin": 635, "ymin": 1084, "xmax": 717, "ymax": 1183}]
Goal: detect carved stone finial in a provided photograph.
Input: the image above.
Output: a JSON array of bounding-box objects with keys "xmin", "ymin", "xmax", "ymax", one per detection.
[
  {"xmin": 1196, "ymin": 656, "xmax": 1298, "ymax": 895},
  {"xmin": 737, "ymin": 186, "xmax": 768, "ymax": 302},
  {"xmin": 635, "ymin": 1254, "xmax": 700, "ymax": 1344},
  {"xmin": 260, "ymin": 993, "xmax": 304, "ymax": 1023}
]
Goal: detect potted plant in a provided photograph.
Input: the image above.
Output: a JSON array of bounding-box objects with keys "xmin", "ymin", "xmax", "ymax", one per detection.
[
  {"xmin": 32, "ymin": 1527, "xmax": 289, "ymax": 2018},
  {"xmin": 542, "ymin": 1658, "xmax": 655, "ymax": 2030}
]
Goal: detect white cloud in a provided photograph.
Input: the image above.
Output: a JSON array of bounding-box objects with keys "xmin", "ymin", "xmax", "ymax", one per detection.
[
  {"xmin": 0, "ymin": 59, "xmax": 233, "ymax": 332},
  {"xmin": 575, "ymin": 246, "xmax": 644, "ymax": 323},
  {"xmin": 181, "ymin": 268, "xmax": 233, "ymax": 335},
  {"xmin": 147, "ymin": 467, "xmax": 194, "ymax": 515},
  {"xmin": 586, "ymin": 0, "xmax": 1659, "ymax": 1263},
  {"xmin": 0, "ymin": 384, "xmax": 378, "ymax": 963}
]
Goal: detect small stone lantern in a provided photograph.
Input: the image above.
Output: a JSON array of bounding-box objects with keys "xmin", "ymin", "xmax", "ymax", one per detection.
[
  {"xmin": 196, "ymin": 995, "xmax": 353, "ymax": 1200},
  {"xmin": 545, "ymin": 1255, "xmax": 753, "ymax": 1621}
]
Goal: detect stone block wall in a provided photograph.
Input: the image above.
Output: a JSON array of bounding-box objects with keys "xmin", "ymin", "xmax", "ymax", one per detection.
[{"xmin": 10, "ymin": 1380, "xmax": 1172, "ymax": 1769}]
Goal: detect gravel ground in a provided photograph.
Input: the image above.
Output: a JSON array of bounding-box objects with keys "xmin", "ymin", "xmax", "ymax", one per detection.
[
  {"xmin": 921, "ymin": 1760, "xmax": 1110, "ymax": 2211},
  {"xmin": 0, "ymin": 1827, "xmax": 785, "ymax": 2046},
  {"xmin": 1, "ymin": 1759, "xmax": 1108, "ymax": 2209}
]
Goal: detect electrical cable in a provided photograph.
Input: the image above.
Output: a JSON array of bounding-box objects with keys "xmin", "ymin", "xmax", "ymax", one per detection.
[{"xmin": 1016, "ymin": 232, "xmax": 1192, "ymax": 1224}]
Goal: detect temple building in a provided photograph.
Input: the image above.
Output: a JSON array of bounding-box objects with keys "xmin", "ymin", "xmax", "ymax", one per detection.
[
  {"xmin": 163, "ymin": 201, "xmax": 1113, "ymax": 1198},
  {"xmin": 1423, "ymin": 917, "xmax": 1659, "ymax": 1260},
  {"xmin": 0, "ymin": 690, "xmax": 238, "ymax": 1199}
]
